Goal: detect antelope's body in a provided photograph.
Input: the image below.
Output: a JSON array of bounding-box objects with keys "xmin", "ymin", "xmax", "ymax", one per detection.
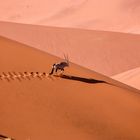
[{"xmin": 49, "ymin": 54, "xmax": 69, "ymax": 75}]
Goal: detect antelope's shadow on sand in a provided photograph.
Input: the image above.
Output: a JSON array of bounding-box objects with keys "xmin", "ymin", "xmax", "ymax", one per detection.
[{"xmin": 59, "ymin": 74, "xmax": 106, "ymax": 84}]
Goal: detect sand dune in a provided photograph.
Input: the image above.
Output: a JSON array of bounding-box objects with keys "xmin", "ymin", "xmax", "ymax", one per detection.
[
  {"xmin": 0, "ymin": 36, "xmax": 140, "ymax": 140},
  {"xmin": 0, "ymin": 0, "xmax": 140, "ymax": 34},
  {"xmin": 112, "ymin": 67, "xmax": 140, "ymax": 90},
  {"xmin": 0, "ymin": 21, "xmax": 140, "ymax": 77}
]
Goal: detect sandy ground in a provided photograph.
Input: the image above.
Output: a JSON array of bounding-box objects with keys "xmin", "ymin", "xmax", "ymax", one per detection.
[
  {"xmin": 1, "ymin": 1, "xmax": 140, "ymax": 139},
  {"xmin": 0, "ymin": 36, "xmax": 140, "ymax": 140},
  {"xmin": 112, "ymin": 67, "xmax": 140, "ymax": 90},
  {"xmin": 0, "ymin": 0, "xmax": 140, "ymax": 34},
  {"xmin": 0, "ymin": 21, "xmax": 140, "ymax": 77}
]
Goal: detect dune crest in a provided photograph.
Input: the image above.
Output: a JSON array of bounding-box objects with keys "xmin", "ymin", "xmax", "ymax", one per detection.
[{"xmin": 0, "ymin": 22, "xmax": 140, "ymax": 77}]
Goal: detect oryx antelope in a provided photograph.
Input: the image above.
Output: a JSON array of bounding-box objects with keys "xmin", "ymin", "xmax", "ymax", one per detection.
[{"xmin": 49, "ymin": 54, "xmax": 69, "ymax": 75}]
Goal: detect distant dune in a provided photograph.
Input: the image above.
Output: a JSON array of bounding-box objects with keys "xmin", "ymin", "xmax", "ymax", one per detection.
[
  {"xmin": 0, "ymin": 21, "xmax": 140, "ymax": 77},
  {"xmin": 0, "ymin": 36, "xmax": 140, "ymax": 140},
  {"xmin": 112, "ymin": 67, "xmax": 140, "ymax": 90},
  {"xmin": 0, "ymin": 0, "xmax": 140, "ymax": 34}
]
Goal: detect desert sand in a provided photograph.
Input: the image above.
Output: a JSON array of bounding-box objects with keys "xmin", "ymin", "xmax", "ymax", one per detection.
[
  {"xmin": 0, "ymin": 21, "xmax": 140, "ymax": 77},
  {"xmin": 0, "ymin": 36, "xmax": 140, "ymax": 140},
  {"xmin": 0, "ymin": 0, "xmax": 140, "ymax": 34},
  {"xmin": 112, "ymin": 67, "xmax": 140, "ymax": 90},
  {"xmin": 1, "ymin": 1, "xmax": 140, "ymax": 139}
]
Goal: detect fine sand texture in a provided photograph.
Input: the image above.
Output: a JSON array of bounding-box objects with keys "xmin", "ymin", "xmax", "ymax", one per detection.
[
  {"xmin": 0, "ymin": 21, "xmax": 140, "ymax": 77},
  {"xmin": 0, "ymin": 0, "xmax": 140, "ymax": 34},
  {"xmin": 0, "ymin": 36, "xmax": 140, "ymax": 140},
  {"xmin": 112, "ymin": 67, "xmax": 140, "ymax": 90}
]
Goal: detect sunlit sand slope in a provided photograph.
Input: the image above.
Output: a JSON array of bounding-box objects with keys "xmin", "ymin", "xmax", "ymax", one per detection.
[
  {"xmin": 0, "ymin": 36, "xmax": 140, "ymax": 140},
  {"xmin": 112, "ymin": 67, "xmax": 140, "ymax": 90},
  {"xmin": 0, "ymin": 22, "xmax": 140, "ymax": 76}
]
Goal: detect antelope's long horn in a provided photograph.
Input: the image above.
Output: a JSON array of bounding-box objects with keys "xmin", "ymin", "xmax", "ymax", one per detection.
[
  {"xmin": 63, "ymin": 53, "xmax": 69, "ymax": 66},
  {"xmin": 66, "ymin": 54, "xmax": 69, "ymax": 66}
]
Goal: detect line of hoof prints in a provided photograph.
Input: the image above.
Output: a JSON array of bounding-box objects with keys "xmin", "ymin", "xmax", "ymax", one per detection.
[{"xmin": 0, "ymin": 72, "xmax": 53, "ymax": 82}]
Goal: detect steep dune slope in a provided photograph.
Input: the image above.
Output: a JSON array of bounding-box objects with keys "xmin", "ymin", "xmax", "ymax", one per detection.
[
  {"xmin": 112, "ymin": 67, "xmax": 140, "ymax": 90},
  {"xmin": 0, "ymin": 0, "xmax": 140, "ymax": 33},
  {"xmin": 0, "ymin": 22, "xmax": 140, "ymax": 76},
  {"xmin": 0, "ymin": 36, "xmax": 140, "ymax": 140}
]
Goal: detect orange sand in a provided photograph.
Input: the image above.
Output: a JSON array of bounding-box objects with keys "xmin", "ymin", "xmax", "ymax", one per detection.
[{"xmin": 0, "ymin": 36, "xmax": 140, "ymax": 140}]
